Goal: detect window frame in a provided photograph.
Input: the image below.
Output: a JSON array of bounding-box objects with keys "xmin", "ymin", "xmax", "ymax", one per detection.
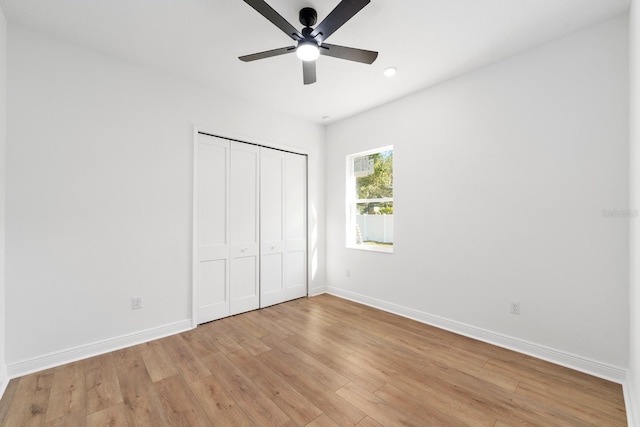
[{"xmin": 345, "ymin": 145, "xmax": 394, "ymax": 253}]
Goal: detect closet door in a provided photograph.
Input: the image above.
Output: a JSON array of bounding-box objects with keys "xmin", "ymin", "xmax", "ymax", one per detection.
[
  {"xmin": 196, "ymin": 134, "xmax": 230, "ymax": 323},
  {"xmin": 284, "ymin": 153, "xmax": 307, "ymax": 301},
  {"xmin": 260, "ymin": 148, "xmax": 285, "ymax": 308},
  {"xmin": 260, "ymin": 147, "xmax": 307, "ymax": 307},
  {"xmin": 195, "ymin": 134, "xmax": 306, "ymax": 322},
  {"xmin": 229, "ymin": 142, "xmax": 260, "ymax": 315}
]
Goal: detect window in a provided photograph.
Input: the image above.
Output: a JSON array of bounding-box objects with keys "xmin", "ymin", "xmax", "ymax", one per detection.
[{"xmin": 346, "ymin": 146, "xmax": 393, "ymax": 252}]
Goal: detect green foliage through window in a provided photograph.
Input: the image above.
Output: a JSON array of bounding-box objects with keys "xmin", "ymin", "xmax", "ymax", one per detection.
[{"xmin": 355, "ymin": 150, "xmax": 393, "ymax": 215}]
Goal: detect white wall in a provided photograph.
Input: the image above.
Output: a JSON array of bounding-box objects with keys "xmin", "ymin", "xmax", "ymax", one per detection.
[
  {"xmin": 326, "ymin": 16, "xmax": 629, "ymax": 379},
  {"xmin": 0, "ymin": 2, "xmax": 8, "ymax": 394},
  {"xmin": 5, "ymin": 24, "xmax": 325, "ymax": 372},
  {"xmin": 629, "ymin": 0, "xmax": 639, "ymax": 424}
]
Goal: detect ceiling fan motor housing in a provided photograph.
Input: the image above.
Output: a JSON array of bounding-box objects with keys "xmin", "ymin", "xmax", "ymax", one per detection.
[{"xmin": 299, "ymin": 7, "xmax": 317, "ymax": 27}]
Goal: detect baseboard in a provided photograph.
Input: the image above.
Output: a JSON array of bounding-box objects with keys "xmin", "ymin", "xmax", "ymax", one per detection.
[
  {"xmin": 7, "ymin": 319, "xmax": 193, "ymax": 379},
  {"xmin": 308, "ymin": 286, "xmax": 327, "ymax": 297},
  {"xmin": 624, "ymin": 378, "xmax": 638, "ymax": 427},
  {"xmin": 0, "ymin": 375, "xmax": 8, "ymax": 401},
  {"xmin": 325, "ymin": 287, "xmax": 627, "ymax": 384}
]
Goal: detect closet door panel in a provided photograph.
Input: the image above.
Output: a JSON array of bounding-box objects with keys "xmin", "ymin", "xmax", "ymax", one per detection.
[
  {"xmin": 230, "ymin": 146, "xmax": 259, "ymax": 243},
  {"xmin": 198, "ymin": 260, "xmax": 226, "ymax": 310},
  {"xmin": 198, "ymin": 142, "xmax": 227, "ymax": 245},
  {"xmin": 261, "ymin": 253, "xmax": 283, "ymax": 295},
  {"xmin": 196, "ymin": 135, "xmax": 230, "ymax": 323},
  {"xmin": 285, "ymin": 154, "xmax": 306, "ymax": 242},
  {"xmin": 260, "ymin": 151, "xmax": 284, "ymax": 243},
  {"xmin": 284, "ymin": 153, "xmax": 307, "ymax": 300},
  {"xmin": 229, "ymin": 142, "xmax": 260, "ymax": 315},
  {"xmin": 230, "ymin": 256, "xmax": 258, "ymax": 313},
  {"xmin": 260, "ymin": 148, "xmax": 286, "ymax": 307},
  {"xmin": 285, "ymin": 251, "xmax": 306, "ymax": 291},
  {"xmin": 260, "ymin": 148, "xmax": 307, "ymax": 307}
]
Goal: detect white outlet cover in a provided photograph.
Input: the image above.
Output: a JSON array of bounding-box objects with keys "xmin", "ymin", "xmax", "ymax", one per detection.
[{"xmin": 510, "ymin": 301, "xmax": 520, "ymax": 314}]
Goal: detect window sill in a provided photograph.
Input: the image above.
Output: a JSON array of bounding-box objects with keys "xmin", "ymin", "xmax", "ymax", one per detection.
[{"xmin": 346, "ymin": 244, "xmax": 394, "ymax": 253}]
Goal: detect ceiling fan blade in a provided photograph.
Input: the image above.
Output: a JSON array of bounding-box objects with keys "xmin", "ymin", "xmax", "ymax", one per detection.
[
  {"xmin": 303, "ymin": 61, "xmax": 317, "ymax": 85},
  {"xmin": 239, "ymin": 46, "xmax": 296, "ymax": 62},
  {"xmin": 320, "ymin": 43, "xmax": 378, "ymax": 64},
  {"xmin": 310, "ymin": 0, "xmax": 370, "ymax": 43},
  {"xmin": 243, "ymin": 0, "xmax": 303, "ymax": 41}
]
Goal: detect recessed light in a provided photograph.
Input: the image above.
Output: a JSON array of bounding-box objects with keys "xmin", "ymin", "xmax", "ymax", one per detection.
[
  {"xmin": 383, "ymin": 67, "xmax": 397, "ymax": 77},
  {"xmin": 322, "ymin": 115, "xmax": 331, "ymax": 121}
]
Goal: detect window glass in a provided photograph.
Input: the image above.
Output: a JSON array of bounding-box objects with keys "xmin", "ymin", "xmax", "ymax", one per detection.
[{"xmin": 347, "ymin": 147, "xmax": 393, "ymax": 252}]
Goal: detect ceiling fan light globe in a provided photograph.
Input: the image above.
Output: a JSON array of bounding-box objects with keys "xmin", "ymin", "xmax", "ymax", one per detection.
[{"xmin": 297, "ymin": 43, "xmax": 320, "ymax": 61}]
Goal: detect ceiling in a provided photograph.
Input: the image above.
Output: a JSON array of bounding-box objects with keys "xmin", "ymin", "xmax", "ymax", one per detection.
[{"xmin": 0, "ymin": 0, "xmax": 630, "ymax": 124}]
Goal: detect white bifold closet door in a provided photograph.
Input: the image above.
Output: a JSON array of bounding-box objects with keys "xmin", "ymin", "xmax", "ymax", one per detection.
[
  {"xmin": 260, "ymin": 147, "xmax": 307, "ymax": 308},
  {"xmin": 196, "ymin": 134, "xmax": 260, "ymax": 323},
  {"xmin": 195, "ymin": 133, "xmax": 306, "ymax": 324},
  {"xmin": 229, "ymin": 142, "xmax": 261, "ymax": 315}
]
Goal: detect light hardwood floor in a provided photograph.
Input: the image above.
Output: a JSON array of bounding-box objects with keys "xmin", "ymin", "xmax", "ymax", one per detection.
[{"xmin": 0, "ymin": 294, "xmax": 627, "ymax": 426}]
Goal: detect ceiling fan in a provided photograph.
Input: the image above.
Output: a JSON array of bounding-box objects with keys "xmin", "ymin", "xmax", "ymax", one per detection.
[{"xmin": 239, "ymin": 0, "xmax": 378, "ymax": 85}]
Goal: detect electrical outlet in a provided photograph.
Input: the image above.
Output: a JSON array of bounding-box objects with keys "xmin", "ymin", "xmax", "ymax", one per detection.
[
  {"xmin": 346, "ymin": 269, "xmax": 351, "ymax": 277},
  {"xmin": 510, "ymin": 301, "xmax": 520, "ymax": 315},
  {"xmin": 132, "ymin": 297, "xmax": 143, "ymax": 310}
]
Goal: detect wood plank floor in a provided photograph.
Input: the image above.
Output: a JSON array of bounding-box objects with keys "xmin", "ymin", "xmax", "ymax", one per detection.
[{"xmin": 0, "ymin": 294, "xmax": 627, "ymax": 426}]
